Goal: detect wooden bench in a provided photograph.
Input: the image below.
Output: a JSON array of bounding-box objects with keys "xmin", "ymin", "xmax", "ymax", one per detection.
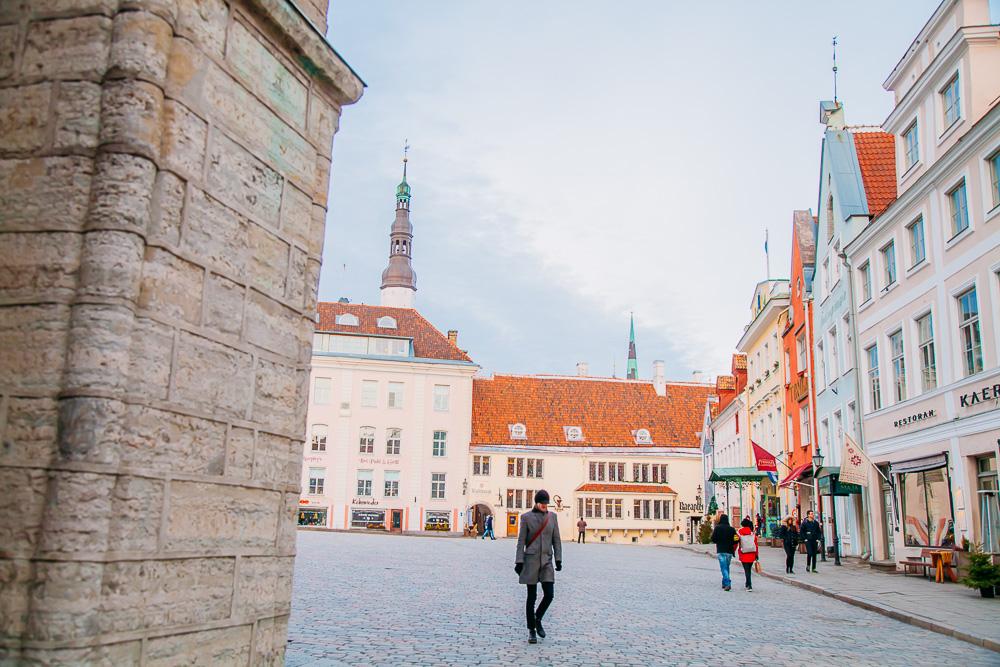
[{"xmin": 899, "ymin": 549, "xmax": 934, "ymax": 578}]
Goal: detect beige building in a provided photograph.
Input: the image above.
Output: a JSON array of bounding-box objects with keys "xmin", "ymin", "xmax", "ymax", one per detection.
[
  {"xmin": 469, "ymin": 367, "xmax": 713, "ymax": 544},
  {"xmin": 844, "ymin": 0, "xmax": 1000, "ymax": 561}
]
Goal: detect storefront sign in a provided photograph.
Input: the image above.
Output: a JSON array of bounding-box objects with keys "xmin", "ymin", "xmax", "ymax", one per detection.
[
  {"xmin": 679, "ymin": 501, "xmax": 704, "ymax": 513},
  {"xmin": 893, "ymin": 409, "xmax": 936, "ymax": 428},
  {"xmin": 352, "ymin": 497, "xmax": 379, "ymax": 506},
  {"xmin": 424, "ymin": 510, "xmax": 451, "ymax": 531},
  {"xmin": 470, "ymin": 487, "xmax": 492, "ymax": 495},
  {"xmin": 351, "ymin": 508, "xmax": 385, "ymax": 529},
  {"xmin": 790, "ymin": 374, "xmax": 810, "ymax": 402},
  {"xmin": 298, "ymin": 499, "xmax": 311, "ymax": 505},
  {"xmin": 358, "ymin": 456, "xmax": 401, "ymax": 466},
  {"xmin": 818, "ymin": 475, "xmax": 862, "ymax": 497},
  {"xmin": 959, "ymin": 384, "xmax": 1000, "ymax": 408}
]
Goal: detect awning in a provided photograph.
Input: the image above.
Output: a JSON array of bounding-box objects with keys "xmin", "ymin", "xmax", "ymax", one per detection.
[
  {"xmin": 816, "ymin": 466, "xmax": 863, "ymax": 496},
  {"xmin": 778, "ymin": 463, "xmax": 812, "ymax": 489},
  {"xmin": 890, "ymin": 453, "xmax": 947, "ymax": 475},
  {"xmin": 708, "ymin": 467, "xmax": 770, "ymax": 483}
]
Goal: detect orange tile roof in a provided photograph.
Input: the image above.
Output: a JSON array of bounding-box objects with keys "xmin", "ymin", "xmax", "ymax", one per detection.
[
  {"xmin": 315, "ymin": 302, "xmax": 472, "ymax": 363},
  {"xmin": 852, "ymin": 130, "xmax": 897, "ymax": 217},
  {"xmin": 716, "ymin": 375, "xmax": 736, "ymax": 391},
  {"xmin": 471, "ymin": 375, "xmax": 712, "ymax": 448},
  {"xmin": 576, "ymin": 483, "xmax": 676, "ymax": 494},
  {"xmin": 732, "ymin": 354, "xmax": 747, "ymax": 371}
]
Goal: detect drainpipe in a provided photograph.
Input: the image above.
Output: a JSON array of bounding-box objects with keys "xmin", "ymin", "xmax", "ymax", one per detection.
[{"xmin": 804, "ymin": 294, "xmax": 826, "ymax": 561}]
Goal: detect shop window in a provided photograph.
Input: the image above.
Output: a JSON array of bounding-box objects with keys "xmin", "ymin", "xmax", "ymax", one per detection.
[
  {"xmin": 978, "ymin": 456, "xmax": 999, "ymax": 553},
  {"xmin": 900, "ymin": 467, "xmax": 954, "ymax": 547}
]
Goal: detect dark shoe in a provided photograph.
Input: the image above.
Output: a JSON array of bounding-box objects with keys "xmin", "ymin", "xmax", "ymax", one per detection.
[
  {"xmin": 746, "ymin": 587, "xmax": 753, "ymax": 592},
  {"xmin": 528, "ymin": 630, "xmax": 537, "ymax": 644},
  {"xmin": 535, "ymin": 621, "xmax": 545, "ymax": 638},
  {"xmin": 724, "ymin": 585, "xmax": 731, "ymax": 591},
  {"xmin": 812, "ymin": 568, "xmax": 818, "ymax": 573},
  {"xmin": 790, "ymin": 570, "xmax": 795, "ymax": 574}
]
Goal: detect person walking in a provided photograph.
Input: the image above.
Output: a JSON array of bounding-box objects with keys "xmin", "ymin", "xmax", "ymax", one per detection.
[
  {"xmin": 755, "ymin": 513, "xmax": 764, "ymax": 536},
  {"xmin": 777, "ymin": 516, "xmax": 799, "ymax": 574},
  {"xmin": 515, "ymin": 490, "xmax": 562, "ymax": 644},
  {"xmin": 737, "ymin": 517, "xmax": 758, "ymax": 591},
  {"xmin": 482, "ymin": 514, "xmax": 496, "ymax": 540},
  {"xmin": 576, "ymin": 517, "xmax": 587, "ymax": 543},
  {"xmin": 800, "ymin": 509, "xmax": 821, "ymax": 573},
  {"xmin": 710, "ymin": 513, "xmax": 737, "ymax": 591}
]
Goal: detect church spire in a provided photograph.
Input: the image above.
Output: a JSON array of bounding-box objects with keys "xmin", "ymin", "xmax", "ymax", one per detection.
[
  {"xmin": 380, "ymin": 144, "xmax": 416, "ymax": 307},
  {"xmin": 626, "ymin": 313, "xmax": 638, "ymax": 379}
]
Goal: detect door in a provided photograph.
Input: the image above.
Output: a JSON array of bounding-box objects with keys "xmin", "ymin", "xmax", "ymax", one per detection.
[
  {"xmin": 390, "ymin": 509, "xmax": 403, "ymax": 533},
  {"xmin": 506, "ymin": 512, "xmax": 519, "ymax": 537},
  {"xmin": 882, "ymin": 489, "xmax": 895, "ymax": 558}
]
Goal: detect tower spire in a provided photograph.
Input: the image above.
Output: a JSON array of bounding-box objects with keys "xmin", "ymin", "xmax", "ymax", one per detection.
[
  {"xmin": 626, "ymin": 313, "xmax": 638, "ymax": 380},
  {"xmin": 380, "ymin": 144, "xmax": 416, "ymax": 307}
]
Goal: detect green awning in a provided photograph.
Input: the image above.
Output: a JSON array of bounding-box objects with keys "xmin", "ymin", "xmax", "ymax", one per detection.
[
  {"xmin": 816, "ymin": 466, "xmax": 863, "ymax": 496},
  {"xmin": 709, "ymin": 467, "xmax": 770, "ymax": 483}
]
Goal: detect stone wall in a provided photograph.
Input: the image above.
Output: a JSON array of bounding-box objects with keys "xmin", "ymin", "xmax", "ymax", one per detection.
[{"xmin": 0, "ymin": 0, "xmax": 362, "ymax": 663}]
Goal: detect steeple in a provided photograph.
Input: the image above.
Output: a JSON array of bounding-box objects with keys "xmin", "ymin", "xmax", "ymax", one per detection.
[
  {"xmin": 626, "ymin": 313, "xmax": 638, "ymax": 380},
  {"xmin": 380, "ymin": 144, "xmax": 417, "ymax": 307}
]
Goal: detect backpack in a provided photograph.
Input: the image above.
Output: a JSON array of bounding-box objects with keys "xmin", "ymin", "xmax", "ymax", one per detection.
[{"xmin": 739, "ymin": 531, "xmax": 757, "ymax": 553}]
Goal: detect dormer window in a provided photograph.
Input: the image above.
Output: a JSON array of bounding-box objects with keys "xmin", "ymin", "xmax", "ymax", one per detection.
[
  {"xmin": 335, "ymin": 313, "xmax": 359, "ymax": 326},
  {"xmin": 564, "ymin": 426, "xmax": 583, "ymax": 442},
  {"xmin": 633, "ymin": 429, "xmax": 652, "ymax": 445},
  {"xmin": 376, "ymin": 316, "xmax": 397, "ymax": 329},
  {"xmin": 508, "ymin": 423, "xmax": 527, "ymax": 440}
]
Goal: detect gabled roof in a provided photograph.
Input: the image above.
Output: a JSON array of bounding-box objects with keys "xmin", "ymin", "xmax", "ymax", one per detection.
[
  {"xmin": 471, "ymin": 375, "xmax": 713, "ymax": 448},
  {"xmin": 792, "ymin": 209, "xmax": 816, "ymax": 266},
  {"xmin": 315, "ymin": 302, "xmax": 472, "ymax": 363},
  {"xmin": 852, "ymin": 130, "xmax": 897, "ymax": 217}
]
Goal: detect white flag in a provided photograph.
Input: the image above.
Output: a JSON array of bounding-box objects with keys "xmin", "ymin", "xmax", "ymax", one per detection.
[{"xmin": 838, "ymin": 435, "xmax": 872, "ymax": 486}]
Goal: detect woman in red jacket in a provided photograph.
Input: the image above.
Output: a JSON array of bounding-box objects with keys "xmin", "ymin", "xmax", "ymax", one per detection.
[{"xmin": 737, "ymin": 517, "xmax": 759, "ymax": 591}]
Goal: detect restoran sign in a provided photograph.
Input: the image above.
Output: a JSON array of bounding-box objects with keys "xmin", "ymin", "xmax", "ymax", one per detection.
[{"xmin": 893, "ymin": 409, "xmax": 936, "ymax": 428}]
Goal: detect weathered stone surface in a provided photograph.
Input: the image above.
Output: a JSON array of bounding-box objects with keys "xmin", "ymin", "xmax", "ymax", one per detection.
[
  {"xmin": 57, "ymin": 396, "xmax": 125, "ymax": 465},
  {"xmin": 1, "ymin": 0, "xmax": 117, "ymax": 21},
  {"xmin": 63, "ymin": 304, "xmax": 134, "ymax": 394},
  {"xmin": 275, "ymin": 491, "xmax": 299, "ymax": 553},
  {"xmin": 0, "ymin": 83, "xmax": 51, "ymax": 153},
  {"xmin": 0, "ymin": 397, "xmax": 58, "ymax": 467},
  {"xmin": 138, "ymin": 247, "xmax": 204, "ymax": 325},
  {"xmin": 227, "ymin": 21, "xmax": 308, "ymax": 130},
  {"xmin": 245, "ymin": 291, "xmax": 300, "ymax": 357},
  {"xmin": 20, "ymin": 641, "xmax": 141, "ymax": 666},
  {"xmin": 175, "ymin": 0, "xmax": 228, "ymax": 58},
  {"xmin": 0, "ymin": 559, "xmax": 33, "ymax": 639},
  {"xmin": 37, "ymin": 471, "xmax": 115, "ymax": 554},
  {"xmin": 249, "ymin": 222, "xmax": 289, "ymax": 297},
  {"xmin": 304, "ymin": 257, "xmax": 322, "ymax": 312},
  {"xmin": 21, "ymin": 15, "xmax": 112, "ymax": 81},
  {"xmin": 0, "ymin": 231, "xmax": 80, "ymax": 302},
  {"xmin": 313, "ymin": 154, "xmax": 331, "ymax": 207},
  {"xmin": 145, "ymin": 624, "xmax": 251, "ymax": 667},
  {"xmin": 88, "ymin": 152, "xmax": 156, "ymax": 235},
  {"xmin": 126, "ymin": 316, "xmax": 174, "ymax": 402},
  {"xmin": 253, "ymin": 432, "xmax": 297, "ymax": 485},
  {"xmin": 184, "ymin": 187, "xmax": 250, "ymax": 280},
  {"xmin": 148, "ymin": 170, "xmax": 185, "ymax": 246},
  {"xmin": 161, "ymin": 99, "xmax": 206, "ymax": 179},
  {"xmin": 279, "ymin": 181, "xmax": 313, "ymax": 253},
  {"xmin": 100, "ymin": 79, "xmax": 164, "ymax": 160},
  {"xmin": 165, "ymin": 482, "xmax": 279, "ymax": 550},
  {"xmin": 0, "ymin": 24, "xmax": 18, "ymax": 79},
  {"xmin": 100, "ymin": 558, "xmax": 234, "ymax": 633},
  {"xmin": 172, "ymin": 331, "xmax": 253, "ymax": 420},
  {"xmin": 253, "ymin": 615, "xmax": 288, "ymax": 667},
  {"xmin": 286, "ymin": 246, "xmax": 307, "ymax": 307},
  {"xmin": 308, "ymin": 91, "xmax": 339, "ymax": 152},
  {"xmin": 76, "ymin": 230, "xmax": 144, "ymax": 302},
  {"xmin": 0, "ymin": 468, "xmax": 47, "ymax": 556},
  {"xmin": 106, "ymin": 475, "xmax": 164, "ymax": 552},
  {"xmin": 0, "ymin": 157, "xmax": 93, "ymax": 232},
  {"xmin": 53, "ymin": 81, "xmax": 102, "ymax": 151},
  {"xmin": 27, "ymin": 560, "xmax": 104, "ymax": 641},
  {"xmin": 206, "ymin": 131, "xmax": 283, "ymax": 227},
  {"xmin": 235, "ymin": 555, "xmax": 293, "ymax": 618},
  {"xmin": 120, "ymin": 403, "xmax": 227, "ymax": 475},
  {"xmin": 203, "ymin": 272, "xmax": 244, "ymax": 337},
  {"xmin": 109, "ymin": 9, "xmax": 172, "ymax": 82},
  {"xmin": 0, "ymin": 304, "xmax": 70, "ymax": 393},
  {"xmin": 225, "ymin": 427, "xmax": 254, "ymax": 480}
]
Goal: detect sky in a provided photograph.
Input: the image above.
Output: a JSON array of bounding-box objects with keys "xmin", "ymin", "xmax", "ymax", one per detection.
[{"xmin": 319, "ymin": 1, "xmax": 939, "ymax": 381}]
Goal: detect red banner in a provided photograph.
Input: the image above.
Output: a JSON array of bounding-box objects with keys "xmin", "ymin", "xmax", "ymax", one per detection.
[{"xmin": 751, "ymin": 441, "xmax": 777, "ymax": 472}]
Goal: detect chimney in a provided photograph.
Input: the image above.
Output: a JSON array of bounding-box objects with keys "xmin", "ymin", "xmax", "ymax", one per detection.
[
  {"xmin": 692, "ymin": 370, "xmax": 704, "ymax": 384},
  {"xmin": 447, "ymin": 330, "xmax": 458, "ymax": 346},
  {"xmin": 576, "ymin": 362, "xmax": 589, "ymax": 377},
  {"xmin": 652, "ymin": 360, "xmax": 666, "ymax": 396}
]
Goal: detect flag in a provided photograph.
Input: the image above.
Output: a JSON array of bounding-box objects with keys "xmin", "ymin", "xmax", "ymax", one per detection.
[
  {"xmin": 838, "ymin": 435, "xmax": 872, "ymax": 486},
  {"xmin": 764, "ymin": 229, "xmax": 768, "ymax": 254},
  {"xmin": 751, "ymin": 441, "xmax": 777, "ymax": 472}
]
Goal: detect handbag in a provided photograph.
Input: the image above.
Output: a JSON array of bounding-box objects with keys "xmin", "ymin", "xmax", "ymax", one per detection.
[
  {"xmin": 525, "ymin": 513, "xmax": 551, "ymax": 548},
  {"xmin": 754, "ymin": 560, "xmax": 762, "ymax": 573}
]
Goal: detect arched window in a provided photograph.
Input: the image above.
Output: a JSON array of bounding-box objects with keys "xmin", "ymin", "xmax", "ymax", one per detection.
[
  {"xmin": 633, "ymin": 428, "xmax": 652, "ymax": 445},
  {"xmin": 564, "ymin": 426, "xmax": 583, "ymax": 442},
  {"xmin": 359, "ymin": 426, "xmax": 375, "ymax": 454},
  {"xmin": 509, "ymin": 423, "xmax": 527, "ymax": 440},
  {"xmin": 377, "ymin": 316, "xmax": 397, "ymax": 329},
  {"xmin": 336, "ymin": 313, "xmax": 359, "ymax": 326},
  {"xmin": 311, "ymin": 424, "xmax": 328, "ymax": 451}
]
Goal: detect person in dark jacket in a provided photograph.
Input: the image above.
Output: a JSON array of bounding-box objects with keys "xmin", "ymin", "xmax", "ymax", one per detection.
[
  {"xmin": 515, "ymin": 490, "xmax": 562, "ymax": 644},
  {"xmin": 800, "ymin": 509, "xmax": 821, "ymax": 572},
  {"xmin": 482, "ymin": 514, "xmax": 495, "ymax": 540},
  {"xmin": 777, "ymin": 516, "xmax": 799, "ymax": 574},
  {"xmin": 710, "ymin": 514, "xmax": 737, "ymax": 591}
]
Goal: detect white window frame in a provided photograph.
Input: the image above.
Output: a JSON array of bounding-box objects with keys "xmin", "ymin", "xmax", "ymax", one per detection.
[
  {"xmin": 881, "ymin": 240, "xmax": 897, "ymax": 289},
  {"xmin": 386, "ymin": 427, "xmax": 401, "ymax": 455},
  {"xmin": 432, "ymin": 430, "xmax": 447, "ymax": 457},
  {"xmin": 907, "ymin": 216, "xmax": 926, "ymax": 267},
  {"xmin": 310, "ymin": 424, "xmax": 328, "ymax": 452},
  {"xmin": 903, "ymin": 119, "xmax": 919, "ymax": 171},
  {"xmin": 313, "ymin": 377, "xmax": 332, "ymax": 405},
  {"xmin": 356, "ymin": 469, "xmax": 373, "ymax": 497},
  {"xmin": 430, "ymin": 473, "xmax": 446, "ymax": 500},
  {"xmin": 947, "ymin": 179, "xmax": 970, "ymax": 239},
  {"xmin": 308, "ymin": 467, "xmax": 325, "ymax": 495},
  {"xmin": 915, "ymin": 311, "xmax": 936, "ymax": 392},
  {"xmin": 387, "ymin": 382, "xmax": 404, "ymax": 409},
  {"xmin": 889, "ymin": 329, "xmax": 907, "ymax": 403},
  {"xmin": 941, "ymin": 72, "xmax": 961, "ymax": 129},
  {"xmin": 433, "ymin": 385, "xmax": 450, "ymax": 412},
  {"xmin": 384, "ymin": 470, "xmax": 400, "ymax": 497},
  {"xmin": 361, "ymin": 380, "xmax": 377, "ymax": 408}
]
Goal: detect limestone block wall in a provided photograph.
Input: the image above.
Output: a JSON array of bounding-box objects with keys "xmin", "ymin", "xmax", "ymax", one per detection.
[{"xmin": 0, "ymin": 0, "xmax": 362, "ymax": 663}]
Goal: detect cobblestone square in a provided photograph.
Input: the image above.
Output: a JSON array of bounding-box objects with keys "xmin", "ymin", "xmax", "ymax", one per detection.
[{"xmin": 287, "ymin": 531, "xmax": 1000, "ymax": 666}]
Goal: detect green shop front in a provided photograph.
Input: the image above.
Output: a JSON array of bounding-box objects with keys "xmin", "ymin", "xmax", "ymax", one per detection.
[{"xmin": 708, "ymin": 467, "xmax": 773, "ymax": 531}]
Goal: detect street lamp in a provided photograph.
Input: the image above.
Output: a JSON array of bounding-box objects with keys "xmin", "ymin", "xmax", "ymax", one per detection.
[
  {"xmin": 812, "ymin": 450, "xmax": 828, "ymax": 563},
  {"xmin": 813, "ymin": 449, "xmax": 842, "ymax": 566}
]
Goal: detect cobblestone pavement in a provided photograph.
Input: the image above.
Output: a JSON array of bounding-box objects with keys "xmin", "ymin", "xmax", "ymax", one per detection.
[{"xmin": 287, "ymin": 531, "xmax": 1000, "ymax": 666}]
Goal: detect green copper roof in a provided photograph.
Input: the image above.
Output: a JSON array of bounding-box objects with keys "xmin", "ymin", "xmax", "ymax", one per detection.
[{"xmin": 396, "ymin": 178, "xmax": 410, "ymax": 199}]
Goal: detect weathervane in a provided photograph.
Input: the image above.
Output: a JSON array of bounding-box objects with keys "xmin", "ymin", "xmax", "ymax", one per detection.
[{"xmin": 832, "ymin": 36, "xmax": 839, "ymax": 104}]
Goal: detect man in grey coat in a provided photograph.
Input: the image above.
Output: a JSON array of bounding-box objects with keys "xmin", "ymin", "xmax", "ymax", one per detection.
[{"xmin": 514, "ymin": 490, "xmax": 562, "ymax": 644}]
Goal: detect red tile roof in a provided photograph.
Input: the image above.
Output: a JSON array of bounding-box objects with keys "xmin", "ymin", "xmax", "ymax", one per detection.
[
  {"xmin": 471, "ymin": 375, "xmax": 713, "ymax": 448},
  {"xmin": 576, "ymin": 483, "xmax": 676, "ymax": 494},
  {"xmin": 732, "ymin": 354, "xmax": 747, "ymax": 371},
  {"xmin": 315, "ymin": 302, "xmax": 472, "ymax": 363},
  {"xmin": 852, "ymin": 130, "xmax": 897, "ymax": 217},
  {"xmin": 716, "ymin": 375, "xmax": 736, "ymax": 391}
]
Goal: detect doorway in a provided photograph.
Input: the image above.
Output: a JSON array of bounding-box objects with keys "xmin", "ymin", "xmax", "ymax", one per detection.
[
  {"xmin": 506, "ymin": 512, "xmax": 519, "ymax": 537},
  {"xmin": 390, "ymin": 509, "xmax": 403, "ymax": 533},
  {"xmin": 471, "ymin": 504, "xmax": 492, "ymax": 536}
]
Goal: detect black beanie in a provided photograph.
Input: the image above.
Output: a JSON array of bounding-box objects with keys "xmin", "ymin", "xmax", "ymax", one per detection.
[{"xmin": 534, "ymin": 489, "xmax": 550, "ymax": 505}]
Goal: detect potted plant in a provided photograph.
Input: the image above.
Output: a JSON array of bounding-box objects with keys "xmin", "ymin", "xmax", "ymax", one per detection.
[{"xmin": 961, "ymin": 543, "xmax": 1000, "ymax": 598}]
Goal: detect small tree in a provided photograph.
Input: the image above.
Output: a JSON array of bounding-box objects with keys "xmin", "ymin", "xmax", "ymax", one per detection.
[
  {"xmin": 961, "ymin": 543, "xmax": 1000, "ymax": 596},
  {"xmin": 698, "ymin": 519, "xmax": 713, "ymax": 544},
  {"xmin": 707, "ymin": 495, "xmax": 718, "ymax": 516}
]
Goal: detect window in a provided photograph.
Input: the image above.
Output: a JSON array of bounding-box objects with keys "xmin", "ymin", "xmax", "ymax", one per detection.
[
  {"xmin": 903, "ymin": 120, "xmax": 919, "ymax": 169},
  {"xmin": 432, "ymin": 430, "xmax": 447, "ymax": 457},
  {"xmin": 356, "ymin": 469, "xmax": 372, "ymax": 496},
  {"xmin": 430, "ymin": 473, "xmax": 445, "ymax": 499},
  {"xmin": 308, "ymin": 467, "xmax": 325, "ymax": 495},
  {"xmin": 900, "ymin": 467, "xmax": 954, "ymax": 547},
  {"xmin": 977, "ymin": 456, "xmax": 1000, "ymax": 553},
  {"xmin": 564, "ymin": 426, "xmax": 583, "ymax": 442},
  {"xmin": 989, "ymin": 150, "xmax": 1000, "ymax": 209},
  {"xmin": 634, "ymin": 428, "xmax": 652, "ymax": 444},
  {"xmin": 361, "ymin": 380, "xmax": 377, "ymax": 408},
  {"xmin": 386, "ymin": 428, "xmax": 401, "ymax": 455},
  {"xmin": 948, "ymin": 181, "xmax": 969, "ymax": 237},
  {"xmin": 828, "ymin": 327, "xmax": 839, "ymax": 379},
  {"xmin": 473, "ymin": 455, "xmax": 490, "ymax": 476},
  {"xmin": 526, "ymin": 458, "xmax": 543, "ymax": 479},
  {"xmin": 957, "ymin": 287, "xmax": 983, "ymax": 376},
  {"xmin": 822, "ymin": 258, "xmax": 830, "ymax": 296},
  {"xmin": 376, "ymin": 315, "xmax": 397, "ymax": 329},
  {"xmin": 796, "ymin": 333, "xmax": 806, "ymax": 369},
  {"xmin": 889, "ymin": 330, "xmax": 906, "ymax": 403},
  {"xmin": 907, "ymin": 217, "xmax": 926, "ymax": 266},
  {"xmin": 633, "ymin": 463, "xmax": 650, "ymax": 483},
  {"xmin": 387, "ymin": 382, "xmax": 403, "ymax": 409},
  {"xmin": 516, "ymin": 458, "xmax": 524, "ymax": 477},
  {"xmin": 652, "ymin": 464, "xmax": 669, "ymax": 483},
  {"xmin": 384, "ymin": 470, "xmax": 400, "ymax": 497},
  {"xmin": 335, "ymin": 313, "xmax": 359, "ymax": 326},
  {"xmin": 368, "ymin": 337, "xmax": 409, "ymax": 357},
  {"xmin": 433, "ymin": 385, "xmax": 450, "ymax": 412},
  {"xmin": 609, "ymin": 462, "xmax": 625, "ymax": 482},
  {"xmin": 506, "ymin": 489, "xmax": 514, "ymax": 508},
  {"xmin": 608, "ymin": 498, "xmax": 623, "ymax": 519},
  {"xmin": 820, "ymin": 418, "xmax": 830, "ymax": 454},
  {"xmin": 508, "ymin": 458, "xmax": 516, "ymax": 477},
  {"xmin": 916, "ymin": 313, "xmax": 936, "ymax": 392},
  {"xmin": 313, "ymin": 377, "xmax": 332, "ymax": 405},
  {"xmin": 359, "ymin": 426, "xmax": 375, "ymax": 454},
  {"xmin": 799, "ymin": 405, "xmax": 810, "ymax": 445},
  {"xmin": 859, "ymin": 261, "xmax": 872, "ymax": 303},
  {"xmin": 509, "ymin": 423, "xmax": 527, "ymax": 439},
  {"xmin": 881, "ymin": 241, "xmax": 896, "ymax": 288},
  {"xmin": 843, "ymin": 314, "xmax": 854, "ymax": 370},
  {"xmin": 866, "ymin": 345, "xmax": 881, "ymax": 411},
  {"xmin": 942, "ymin": 74, "xmax": 960, "ymax": 127},
  {"xmin": 816, "ymin": 340, "xmax": 826, "ymax": 389},
  {"xmin": 310, "ymin": 424, "xmax": 327, "ymax": 452}
]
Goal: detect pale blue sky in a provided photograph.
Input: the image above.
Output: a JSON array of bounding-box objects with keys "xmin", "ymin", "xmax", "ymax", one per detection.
[{"xmin": 320, "ymin": 1, "xmax": 938, "ymax": 380}]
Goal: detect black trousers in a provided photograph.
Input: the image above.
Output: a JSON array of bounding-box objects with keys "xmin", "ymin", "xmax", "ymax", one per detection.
[
  {"xmin": 742, "ymin": 561, "xmax": 753, "ymax": 588},
  {"xmin": 805, "ymin": 540, "xmax": 818, "ymax": 570},
  {"xmin": 577, "ymin": 531, "xmax": 585, "ymax": 544},
  {"xmin": 784, "ymin": 545, "xmax": 796, "ymax": 571},
  {"xmin": 525, "ymin": 582, "xmax": 554, "ymax": 630}
]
